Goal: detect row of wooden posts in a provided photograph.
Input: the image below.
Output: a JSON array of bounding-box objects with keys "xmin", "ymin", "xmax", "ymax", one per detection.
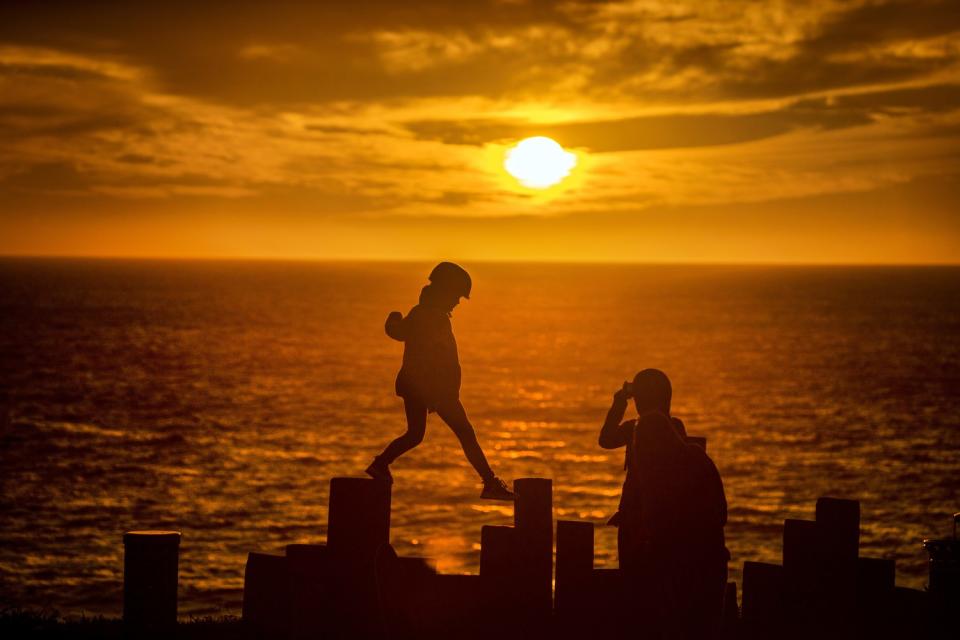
[{"xmin": 123, "ymin": 475, "xmax": 957, "ymax": 638}]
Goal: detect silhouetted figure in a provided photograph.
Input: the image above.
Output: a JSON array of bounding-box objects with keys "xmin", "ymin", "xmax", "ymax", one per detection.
[
  {"xmin": 600, "ymin": 369, "xmax": 728, "ymax": 639},
  {"xmin": 366, "ymin": 263, "xmax": 514, "ymax": 501},
  {"xmin": 599, "ymin": 369, "xmax": 688, "ymax": 567}
]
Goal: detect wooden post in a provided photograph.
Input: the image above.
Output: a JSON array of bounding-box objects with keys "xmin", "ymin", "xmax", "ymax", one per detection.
[
  {"xmin": 122, "ymin": 530, "xmax": 180, "ymax": 630},
  {"xmin": 586, "ymin": 569, "xmax": 626, "ymax": 636},
  {"xmin": 480, "ymin": 524, "xmax": 528, "ymax": 637},
  {"xmin": 816, "ymin": 497, "xmax": 860, "ymax": 562},
  {"xmin": 242, "ymin": 552, "xmax": 289, "ymax": 634},
  {"xmin": 327, "ymin": 477, "xmax": 391, "ymax": 562},
  {"xmin": 480, "ymin": 525, "xmax": 519, "ymax": 579},
  {"xmin": 720, "ymin": 581, "xmax": 739, "ymax": 639},
  {"xmin": 555, "ymin": 520, "xmax": 593, "ymax": 616},
  {"xmin": 325, "ymin": 477, "xmax": 392, "ymax": 638},
  {"xmin": 373, "ymin": 544, "xmax": 439, "ymax": 640},
  {"xmin": 782, "ymin": 519, "xmax": 819, "ymax": 612},
  {"xmin": 816, "ymin": 497, "xmax": 859, "ymax": 633},
  {"xmin": 421, "ymin": 574, "xmax": 485, "ymax": 639},
  {"xmin": 513, "ymin": 478, "xmax": 553, "ymax": 617},
  {"xmin": 286, "ymin": 544, "xmax": 330, "ymax": 638},
  {"xmin": 741, "ymin": 561, "xmax": 784, "ymax": 637},
  {"xmin": 857, "ymin": 557, "xmax": 895, "ymax": 596},
  {"xmin": 856, "ymin": 557, "xmax": 896, "ymax": 637}
]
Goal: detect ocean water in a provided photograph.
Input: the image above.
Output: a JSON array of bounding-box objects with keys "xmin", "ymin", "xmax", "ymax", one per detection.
[{"xmin": 0, "ymin": 259, "xmax": 958, "ymax": 618}]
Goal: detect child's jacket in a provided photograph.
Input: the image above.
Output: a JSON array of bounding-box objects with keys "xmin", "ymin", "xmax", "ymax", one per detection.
[{"xmin": 385, "ymin": 286, "xmax": 461, "ymax": 409}]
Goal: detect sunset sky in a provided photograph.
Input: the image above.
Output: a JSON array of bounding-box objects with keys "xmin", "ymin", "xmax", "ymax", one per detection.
[{"xmin": 1, "ymin": 0, "xmax": 958, "ymax": 263}]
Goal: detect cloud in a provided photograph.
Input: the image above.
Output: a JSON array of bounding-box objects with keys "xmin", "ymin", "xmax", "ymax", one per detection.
[
  {"xmin": 0, "ymin": 1, "xmax": 958, "ymax": 263},
  {"xmin": 116, "ymin": 153, "xmax": 157, "ymax": 165},
  {"xmin": 402, "ymin": 99, "xmax": 879, "ymax": 152},
  {"xmin": 0, "ymin": 1, "xmax": 953, "ymax": 107},
  {"xmin": 1, "ymin": 161, "xmax": 90, "ymax": 191}
]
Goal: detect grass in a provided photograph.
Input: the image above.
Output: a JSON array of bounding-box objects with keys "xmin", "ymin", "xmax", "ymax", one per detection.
[{"xmin": 0, "ymin": 609, "xmax": 254, "ymax": 639}]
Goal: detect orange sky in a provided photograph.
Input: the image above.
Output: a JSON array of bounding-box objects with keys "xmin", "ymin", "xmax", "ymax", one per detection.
[{"xmin": 1, "ymin": 1, "xmax": 958, "ymax": 263}]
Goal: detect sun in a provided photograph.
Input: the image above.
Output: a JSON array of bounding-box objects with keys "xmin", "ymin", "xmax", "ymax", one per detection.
[{"xmin": 504, "ymin": 136, "xmax": 577, "ymax": 189}]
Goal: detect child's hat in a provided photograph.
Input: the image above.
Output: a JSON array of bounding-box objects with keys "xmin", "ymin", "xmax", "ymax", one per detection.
[{"xmin": 429, "ymin": 262, "xmax": 472, "ymax": 299}]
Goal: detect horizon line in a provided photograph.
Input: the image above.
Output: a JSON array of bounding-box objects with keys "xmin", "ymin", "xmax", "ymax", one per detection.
[{"xmin": 1, "ymin": 253, "xmax": 959, "ymax": 268}]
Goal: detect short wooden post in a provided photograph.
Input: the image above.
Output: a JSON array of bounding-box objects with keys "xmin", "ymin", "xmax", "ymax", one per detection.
[
  {"xmin": 422, "ymin": 574, "xmax": 485, "ymax": 638},
  {"xmin": 816, "ymin": 497, "xmax": 860, "ymax": 562},
  {"xmin": 555, "ymin": 520, "xmax": 593, "ymax": 615},
  {"xmin": 782, "ymin": 518, "xmax": 819, "ymax": 615},
  {"xmin": 123, "ymin": 530, "xmax": 180, "ymax": 629},
  {"xmin": 586, "ymin": 569, "xmax": 627, "ymax": 636},
  {"xmin": 480, "ymin": 525, "xmax": 524, "ymax": 635},
  {"xmin": 286, "ymin": 544, "xmax": 330, "ymax": 638},
  {"xmin": 480, "ymin": 525, "xmax": 519, "ymax": 579},
  {"xmin": 856, "ymin": 557, "xmax": 896, "ymax": 637},
  {"xmin": 327, "ymin": 477, "xmax": 391, "ymax": 562},
  {"xmin": 720, "ymin": 581, "xmax": 739, "ymax": 638},
  {"xmin": 857, "ymin": 557, "xmax": 895, "ymax": 596},
  {"xmin": 741, "ymin": 561, "xmax": 784, "ymax": 634},
  {"xmin": 242, "ymin": 552, "xmax": 289, "ymax": 633}
]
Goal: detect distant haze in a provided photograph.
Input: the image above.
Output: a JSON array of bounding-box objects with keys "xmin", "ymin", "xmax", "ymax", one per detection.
[{"xmin": 1, "ymin": 1, "xmax": 958, "ymax": 263}]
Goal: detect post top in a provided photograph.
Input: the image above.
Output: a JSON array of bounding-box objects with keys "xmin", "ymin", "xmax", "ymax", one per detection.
[{"xmin": 123, "ymin": 530, "xmax": 181, "ymax": 545}]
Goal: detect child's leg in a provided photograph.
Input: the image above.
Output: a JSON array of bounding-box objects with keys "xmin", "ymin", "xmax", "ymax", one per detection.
[
  {"xmin": 435, "ymin": 399, "xmax": 495, "ymax": 481},
  {"xmin": 377, "ymin": 397, "xmax": 428, "ymax": 464}
]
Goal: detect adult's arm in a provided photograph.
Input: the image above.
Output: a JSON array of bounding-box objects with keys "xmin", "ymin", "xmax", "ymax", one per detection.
[
  {"xmin": 698, "ymin": 452, "xmax": 728, "ymax": 527},
  {"xmin": 598, "ymin": 386, "xmax": 631, "ymax": 449}
]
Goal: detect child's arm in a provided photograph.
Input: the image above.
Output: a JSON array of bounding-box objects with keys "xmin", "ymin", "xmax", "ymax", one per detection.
[{"xmin": 385, "ymin": 311, "xmax": 407, "ymax": 341}]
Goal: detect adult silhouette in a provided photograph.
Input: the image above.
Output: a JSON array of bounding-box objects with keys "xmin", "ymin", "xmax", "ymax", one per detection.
[
  {"xmin": 600, "ymin": 369, "xmax": 728, "ymax": 638},
  {"xmin": 366, "ymin": 262, "xmax": 514, "ymax": 500},
  {"xmin": 599, "ymin": 369, "xmax": 689, "ymax": 566}
]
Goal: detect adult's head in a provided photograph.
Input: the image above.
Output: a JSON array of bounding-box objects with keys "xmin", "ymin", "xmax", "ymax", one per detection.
[{"xmin": 632, "ymin": 368, "xmax": 672, "ymax": 416}]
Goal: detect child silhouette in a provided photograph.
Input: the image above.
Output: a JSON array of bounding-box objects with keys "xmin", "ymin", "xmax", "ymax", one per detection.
[{"xmin": 366, "ymin": 262, "xmax": 514, "ymax": 500}]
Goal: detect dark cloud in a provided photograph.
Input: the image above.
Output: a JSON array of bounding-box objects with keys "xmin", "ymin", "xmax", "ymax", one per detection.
[
  {"xmin": 710, "ymin": 1, "xmax": 960, "ymax": 99},
  {"xmin": 1, "ymin": 161, "xmax": 90, "ymax": 191},
  {"xmin": 2, "ymin": 1, "xmax": 954, "ymax": 107},
  {"xmin": 810, "ymin": 84, "xmax": 960, "ymax": 114},
  {"xmin": 0, "ymin": 1, "xmax": 580, "ymax": 105},
  {"xmin": 0, "ymin": 113, "xmax": 139, "ymax": 140},
  {"xmin": 0, "ymin": 99, "xmax": 142, "ymax": 140},
  {"xmin": 0, "ymin": 62, "xmax": 111, "ymax": 81},
  {"xmin": 116, "ymin": 153, "xmax": 157, "ymax": 164},
  {"xmin": 403, "ymin": 103, "xmax": 869, "ymax": 152},
  {"xmin": 303, "ymin": 124, "xmax": 393, "ymax": 135},
  {"xmin": 807, "ymin": 0, "xmax": 960, "ymax": 53},
  {"xmin": 402, "ymin": 83, "xmax": 960, "ymax": 151}
]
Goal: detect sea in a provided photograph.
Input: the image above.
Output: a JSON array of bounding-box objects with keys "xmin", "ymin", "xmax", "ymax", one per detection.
[{"xmin": 1, "ymin": 259, "xmax": 958, "ymax": 618}]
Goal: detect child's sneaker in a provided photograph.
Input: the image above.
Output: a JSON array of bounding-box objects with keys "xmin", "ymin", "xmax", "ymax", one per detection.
[
  {"xmin": 365, "ymin": 457, "xmax": 393, "ymax": 484},
  {"xmin": 480, "ymin": 476, "xmax": 515, "ymax": 501}
]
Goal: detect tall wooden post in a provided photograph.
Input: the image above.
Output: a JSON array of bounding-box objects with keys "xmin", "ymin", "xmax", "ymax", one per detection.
[
  {"xmin": 816, "ymin": 497, "xmax": 859, "ymax": 635},
  {"xmin": 326, "ymin": 477, "xmax": 392, "ymax": 638},
  {"xmin": 783, "ymin": 518, "xmax": 819, "ymax": 623},
  {"xmin": 513, "ymin": 478, "xmax": 553, "ymax": 617}
]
